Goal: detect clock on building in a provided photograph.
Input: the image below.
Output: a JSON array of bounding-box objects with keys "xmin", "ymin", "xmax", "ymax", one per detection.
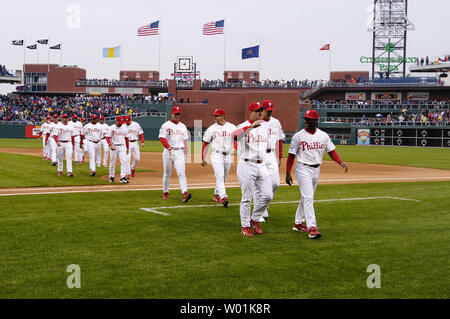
[{"xmin": 176, "ymin": 56, "xmax": 193, "ymax": 72}]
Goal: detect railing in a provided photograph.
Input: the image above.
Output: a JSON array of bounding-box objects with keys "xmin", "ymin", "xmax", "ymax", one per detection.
[
  {"xmin": 319, "ymin": 117, "xmax": 450, "ymax": 126},
  {"xmin": 201, "ymin": 82, "xmax": 313, "ymax": 89},
  {"xmin": 311, "ymin": 103, "xmax": 449, "ymax": 110},
  {"xmin": 76, "ymin": 80, "xmax": 168, "ymax": 88}
]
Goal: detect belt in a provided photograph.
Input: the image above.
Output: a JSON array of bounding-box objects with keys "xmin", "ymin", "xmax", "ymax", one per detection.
[
  {"xmin": 266, "ymin": 149, "xmax": 274, "ymax": 153},
  {"xmin": 101, "ymin": 137, "xmax": 105, "ymax": 140},
  {"xmin": 171, "ymin": 147, "xmax": 183, "ymax": 150},
  {"xmin": 244, "ymin": 158, "xmax": 262, "ymax": 164},
  {"xmin": 303, "ymin": 163, "xmax": 320, "ymax": 168},
  {"xmin": 214, "ymin": 150, "xmax": 230, "ymax": 155},
  {"xmin": 88, "ymin": 140, "xmax": 100, "ymax": 143},
  {"xmin": 113, "ymin": 144, "xmax": 124, "ymax": 146},
  {"xmin": 130, "ymin": 139, "xmax": 138, "ymax": 142},
  {"xmin": 60, "ymin": 141, "xmax": 70, "ymax": 143}
]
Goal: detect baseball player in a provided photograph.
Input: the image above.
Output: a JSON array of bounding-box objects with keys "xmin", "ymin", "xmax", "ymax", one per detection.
[
  {"xmin": 98, "ymin": 115, "xmax": 110, "ymax": 168},
  {"xmin": 80, "ymin": 114, "xmax": 103, "ymax": 176},
  {"xmin": 80, "ymin": 117, "xmax": 88, "ymax": 163},
  {"xmin": 40, "ymin": 115, "xmax": 52, "ymax": 161},
  {"xmin": 71, "ymin": 114, "xmax": 83, "ymax": 165},
  {"xmin": 124, "ymin": 115, "xmax": 145, "ymax": 179},
  {"xmin": 105, "ymin": 116, "xmax": 130, "ymax": 183},
  {"xmin": 286, "ymin": 110, "xmax": 348, "ymax": 239},
  {"xmin": 201, "ymin": 108, "xmax": 237, "ymax": 208},
  {"xmin": 52, "ymin": 114, "xmax": 76, "ymax": 177},
  {"xmin": 46, "ymin": 114, "xmax": 59, "ymax": 166},
  {"xmin": 158, "ymin": 105, "xmax": 192, "ymax": 202},
  {"xmin": 231, "ymin": 102, "xmax": 273, "ymax": 237}
]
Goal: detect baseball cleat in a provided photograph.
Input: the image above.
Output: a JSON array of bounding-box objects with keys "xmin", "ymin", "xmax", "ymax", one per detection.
[
  {"xmin": 250, "ymin": 220, "xmax": 263, "ymax": 235},
  {"xmin": 68, "ymin": 172, "xmax": 74, "ymax": 177},
  {"xmin": 43, "ymin": 157, "xmax": 46, "ymax": 161},
  {"xmin": 131, "ymin": 170, "xmax": 135, "ymax": 177},
  {"xmin": 126, "ymin": 174, "xmax": 131, "ymax": 180},
  {"xmin": 90, "ymin": 171, "xmax": 96, "ymax": 177},
  {"xmin": 213, "ymin": 194, "xmax": 222, "ymax": 203},
  {"xmin": 262, "ymin": 211, "xmax": 269, "ymax": 218},
  {"xmin": 163, "ymin": 192, "xmax": 169, "ymax": 200},
  {"xmin": 58, "ymin": 171, "xmax": 63, "ymax": 176},
  {"xmin": 120, "ymin": 177, "xmax": 129, "ymax": 183},
  {"xmin": 109, "ymin": 177, "xmax": 114, "ymax": 183},
  {"xmin": 75, "ymin": 161, "xmax": 79, "ymax": 166},
  {"xmin": 103, "ymin": 164, "xmax": 108, "ymax": 167},
  {"xmin": 52, "ymin": 162, "xmax": 57, "ymax": 166},
  {"xmin": 182, "ymin": 192, "xmax": 192, "ymax": 202},
  {"xmin": 293, "ymin": 222, "xmax": 308, "ymax": 232},
  {"xmin": 222, "ymin": 197, "xmax": 229, "ymax": 208},
  {"xmin": 308, "ymin": 227, "xmax": 321, "ymax": 239},
  {"xmin": 258, "ymin": 217, "xmax": 266, "ymax": 223},
  {"xmin": 241, "ymin": 227, "xmax": 254, "ymax": 237}
]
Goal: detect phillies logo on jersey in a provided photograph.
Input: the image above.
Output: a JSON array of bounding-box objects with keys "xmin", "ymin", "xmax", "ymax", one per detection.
[
  {"xmin": 268, "ymin": 128, "xmax": 277, "ymax": 136},
  {"xmin": 213, "ymin": 130, "xmax": 230, "ymax": 138},
  {"xmin": 248, "ymin": 133, "xmax": 267, "ymax": 143},
  {"xmin": 301, "ymin": 141, "xmax": 325, "ymax": 151},
  {"xmin": 167, "ymin": 128, "xmax": 184, "ymax": 136}
]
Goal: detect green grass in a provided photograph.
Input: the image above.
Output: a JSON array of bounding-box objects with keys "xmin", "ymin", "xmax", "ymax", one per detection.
[
  {"xmin": 0, "ymin": 153, "xmax": 153, "ymax": 188},
  {"xmin": 0, "ymin": 182, "xmax": 449, "ymax": 298}
]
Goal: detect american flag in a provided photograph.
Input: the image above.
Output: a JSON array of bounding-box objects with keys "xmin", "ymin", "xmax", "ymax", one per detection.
[
  {"xmin": 137, "ymin": 21, "xmax": 159, "ymax": 36},
  {"xmin": 202, "ymin": 19, "xmax": 224, "ymax": 35}
]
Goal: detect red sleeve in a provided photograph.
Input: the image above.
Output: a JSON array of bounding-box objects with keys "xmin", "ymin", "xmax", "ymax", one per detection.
[
  {"xmin": 328, "ymin": 150, "xmax": 342, "ymax": 164},
  {"xmin": 106, "ymin": 137, "xmax": 111, "ymax": 146},
  {"xmin": 53, "ymin": 135, "xmax": 59, "ymax": 143},
  {"xmin": 278, "ymin": 140, "xmax": 283, "ymax": 158},
  {"xmin": 80, "ymin": 134, "xmax": 84, "ymax": 140},
  {"xmin": 125, "ymin": 137, "xmax": 129, "ymax": 149},
  {"xmin": 45, "ymin": 133, "xmax": 49, "ymax": 144},
  {"xmin": 139, "ymin": 133, "xmax": 145, "ymax": 143},
  {"xmin": 202, "ymin": 142, "xmax": 209, "ymax": 160},
  {"xmin": 160, "ymin": 137, "xmax": 171, "ymax": 149},
  {"xmin": 286, "ymin": 153, "xmax": 295, "ymax": 173},
  {"xmin": 234, "ymin": 141, "xmax": 238, "ymax": 151}
]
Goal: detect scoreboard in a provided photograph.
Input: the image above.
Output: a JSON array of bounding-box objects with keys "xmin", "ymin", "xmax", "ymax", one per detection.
[{"xmin": 368, "ymin": 127, "xmax": 450, "ymax": 148}]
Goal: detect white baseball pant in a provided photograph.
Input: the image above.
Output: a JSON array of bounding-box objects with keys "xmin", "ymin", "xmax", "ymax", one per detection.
[
  {"xmin": 42, "ymin": 137, "xmax": 51, "ymax": 158},
  {"xmin": 162, "ymin": 148, "xmax": 188, "ymax": 194},
  {"xmin": 294, "ymin": 163, "xmax": 320, "ymax": 228},
  {"xmin": 109, "ymin": 145, "xmax": 127, "ymax": 179},
  {"xmin": 87, "ymin": 140, "xmax": 102, "ymax": 172},
  {"xmin": 101, "ymin": 139, "xmax": 109, "ymax": 166},
  {"xmin": 253, "ymin": 153, "xmax": 280, "ymax": 218},
  {"xmin": 57, "ymin": 142, "xmax": 73, "ymax": 173},
  {"xmin": 211, "ymin": 152, "xmax": 232, "ymax": 200},
  {"xmin": 49, "ymin": 137, "xmax": 57, "ymax": 163},
  {"xmin": 237, "ymin": 160, "xmax": 273, "ymax": 228},
  {"xmin": 82, "ymin": 140, "xmax": 88, "ymax": 159},
  {"xmin": 126, "ymin": 141, "xmax": 140, "ymax": 175},
  {"xmin": 73, "ymin": 136, "xmax": 82, "ymax": 162}
]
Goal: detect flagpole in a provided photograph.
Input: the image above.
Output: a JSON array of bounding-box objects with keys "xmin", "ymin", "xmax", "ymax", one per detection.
[
  {"xmin": 158, "ymin": 18, "xmax": 161, "ymax": 74},
  {"xmin": 120, "ymin": 44, "xmax": 123, "ymax": 71},
  {"xmin": 223, "ymin": 17, "xmax": 226, "ymax": 78},
  {"xmin": 47, "ymin": 38, "xmax": 50, "ymax": 72},
  {"xmin": 37, "ymin": 44, "xmax": 39, "ymax": 64},
  {"xmin": 60, "ymin": 45, "xmax": 63, "ymax": 66},
  {"xmin": 23, "ymin": 38, "xmax": 25, "ymax": 85},
  {"xmin": 258, "ymin": 44, "xmax": 261, "ymax": 79},
  {"xmin": 329, "ymin": 41, "xmax": 332, "ymax": 80}
]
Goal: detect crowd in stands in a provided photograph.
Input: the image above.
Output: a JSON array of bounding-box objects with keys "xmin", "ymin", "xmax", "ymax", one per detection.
[
  {"xmin": 79, "ymin": 78, "xmax": 168, "ymax": 87},
  {"xmin": 0, "ymin": 65, "xmax": 13, "ymax": 77},
  {"xmin": 308, "ymin": 99, "xmax": 449, "ymax": 109},
  {"xmin": 202, "ymin": 79, "xmax": 317, "ymax": 88},
  {"xmin": 357, "ymin": 110, "xmax": 450, "ymax": 126},
  {"xmin": 417, "ymin": 55, "xmax": 450, "ymax": 66}
]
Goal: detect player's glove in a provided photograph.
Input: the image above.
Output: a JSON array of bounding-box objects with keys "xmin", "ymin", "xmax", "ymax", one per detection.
[{"xmin": 285, "ymin": 173, "xmax": 293, "ymax": 186}]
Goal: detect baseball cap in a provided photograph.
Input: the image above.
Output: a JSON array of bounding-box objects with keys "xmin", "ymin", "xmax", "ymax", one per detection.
[
  {"xmin": 99, "ymin": 115, "xmax": 105, "ymax": 120},
  {"xmin": 46, "ymin": 115, "xmax": 51, "ymax": 119},
  {"xmin": 124, "ymin": 115, "xmax": 131, "ymax": 123},
  {"xmin": 303, "ymin": 110, "xmax": 319, "ymax": 120},
  {"xmin": 53, "ymin": 114, "xmax": 58, "ymax": 118},
  {"xmin": 117, "ymin": 116, "xmax": 124, "ymax": 123},
  {"xmin": 81, "ymin": 117, "xmax": 86, "ymax": 122},
  {"xmin": 171, "ymin": 106, "xmax": 182, "ymax": 114},
  {"xmin": 212, "ymin": 108, "xmax": 225, "ymax": 116},
  {"xmin": 62, "ymin": 114, "xmax": 69, "ymax": 118},
  {"xmin": 72, "ymin": 114, "xmax": 78, "ymax": 119},
  {"xmin": 248, "ymin": 102, "xmax": 264, "ymax": 112},
  {"xmin": 90, "ymin": 114, "xmax": 98, "ymax": 120},
  {"xmin": 262, "ymin": 100, "xmax": 275, "ymax": 111}
]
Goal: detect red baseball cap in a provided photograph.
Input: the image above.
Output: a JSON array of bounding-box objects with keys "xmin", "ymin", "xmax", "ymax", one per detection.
[
  {"xmin": 212, "ymin": 108, "xmax": 225, "ymax": 116},
  {"xmin": 53, "ymin": 114, "xmax": 58, "ymax": 118},
  {"xmin": 91, "ymin": 114, "xmax": 98, "ymax": 120},
  {"xmin": 248, "ymin": 102, "xmax": 264, "ymax": 112},
  {"xmin": 262, "ymin": 100, "xmax": 275, "ymax": 111},
  {"xmin": 304, "ymin": 110, "xmax": 319, "ymax": 120},
  {"xmin": 99, "ymin": 115, "xmax": 105, "ymax": 120},
  {"xmin": 81, "ymin": 117, "xmax": 86, "ymax": 122},
  {"xmin": 46, "ymin": 115, "xmax": 51, "ymax": 119},
  {"xmin": 62, "ymin": 114, "xmax": 69, "ymax": 118},
  {"xmin": 72, "ymin": 114, "xmax": 78, "ymax": 119},
  {"xmin": 124, "ymin": 115, "xmax": 131, "ymax": 123},
  {"xmin": 171, "ymin": 106, "xmax": 182, "ymax": 114},
  {"xmin": 117, "ymin": 116, "xmax": 124, "ymax": 123}
]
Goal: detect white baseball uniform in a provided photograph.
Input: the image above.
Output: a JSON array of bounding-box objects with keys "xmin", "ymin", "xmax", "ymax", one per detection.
[
  {"xmin": 106, "ymin": 124, "xmax": 129, "ymax": 179},
  {"xmin": 235, "ymin": 120, "xmax": 273, "ymax": 228},
  {"xmin": 203, "ymin": 122, "xmax": 237, "ymax": 200},
  {"xmin": 98, "ymin": 123, "xmax": 110, "ymax": 167},
  {"xmin": 82, "ymin": 122, "xmax": 103, "ymax": 173},
  {"xmin": 254, "ymin": 116, "xmax": 285, "ymax": 218},
  {"xmin": 48, "ymin": 121, "xmax": 59, "ymax": 163},
  {"xmin": 53, "ymin": 122, "xmax": 76, "ymax": 174},
  {"xmin": 288, "ymin": 128, "xmax": 336, "ymax": 228},
  {"xmin": 158, "ymin": 120, "xmax": 189, "ymax": 194},
  {"xmin": 71, "ymin": 120, "xmax": 83, "ymax": 162},
  {"xmin": 40, "ymin": 121, "xmax": 51, "ymax": 159},
  {"xmin": 125, "ymin": 121, "xmax": 144, "ymax": 176}
]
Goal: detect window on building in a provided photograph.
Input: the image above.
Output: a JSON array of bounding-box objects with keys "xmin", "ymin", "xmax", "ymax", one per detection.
[
  {"xmin": 136, "ymin": 73, "xmax": 140, "ymax": 78},
  {"xmin": 250, "ymin": 72, "xmax": 255, "ymax": 78},
  {"xmin": 239, "ymin": 72, "xmax": 243, "ymax": 79},
  {"xmin": 227, "ymin": 72, "xmax": 232, "ymax": 79}
]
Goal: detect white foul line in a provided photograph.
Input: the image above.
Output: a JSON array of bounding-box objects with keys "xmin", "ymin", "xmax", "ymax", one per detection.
[{"xmin": 140, "ymin": 196, "xmax": 422, "ymax": 216}]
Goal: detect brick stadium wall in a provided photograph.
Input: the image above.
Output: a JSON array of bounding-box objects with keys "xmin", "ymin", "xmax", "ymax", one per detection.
[{"xmin": 24, "ymin": 64, "xmax": 86, "ymax": 93}]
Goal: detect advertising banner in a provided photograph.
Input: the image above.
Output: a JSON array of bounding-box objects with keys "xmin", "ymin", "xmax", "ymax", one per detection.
[
  {"xmin": 407, "ymin": 92, "xmax": 429, "ymax": 101},
  {"xmin": 26, "ymin": 125, "xmax": 41, "ymax": 138},
  {"xmin": 357, "ymin": 129, "xmax": 371, "ymax": 145},
  {"xmin": 345, "ymin": 92, "xmax": 366, "ymax": 101},
  {"xmin": 371, "ymin": 92, "xmax": 401, "ymax": 101}
]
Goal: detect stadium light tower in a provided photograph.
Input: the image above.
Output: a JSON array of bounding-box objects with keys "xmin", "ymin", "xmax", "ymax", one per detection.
[{"xmin": 368, "ymin": 0, "xmax": 414, "ymax": 79}]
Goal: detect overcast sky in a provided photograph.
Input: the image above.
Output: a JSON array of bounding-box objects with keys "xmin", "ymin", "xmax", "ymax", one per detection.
[{"xmin": 1, "ymin": 0, "xmax": 449, "ymax": 94}]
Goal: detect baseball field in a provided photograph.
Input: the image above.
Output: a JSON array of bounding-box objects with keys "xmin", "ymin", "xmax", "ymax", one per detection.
[{"xmin": 0, "ymin": 138, "xmax": 449, "ymax": 299}]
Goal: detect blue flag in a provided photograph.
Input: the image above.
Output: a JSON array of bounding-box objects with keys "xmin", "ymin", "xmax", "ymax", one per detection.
[{"xmin": 242, "ymin": 45, "xmax": 259, "ymax": 59}]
